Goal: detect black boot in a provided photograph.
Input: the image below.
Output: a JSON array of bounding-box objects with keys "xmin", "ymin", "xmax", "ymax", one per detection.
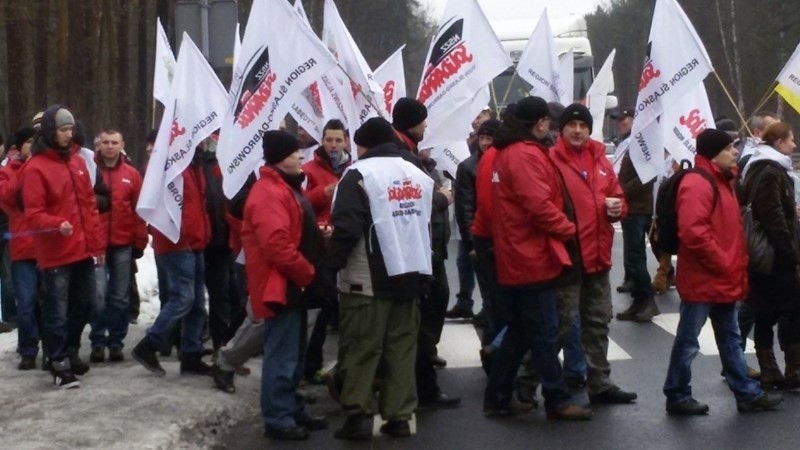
[
  {"xmin": 756, "ymin": 348, "xmax": 785, "ymax": 390},
  {"xmin": 132, "ymin": 337, "xmax": 166, "ymax": 376},
  {"xmin": 18, "ymin": 355, "xmax": 36, "ymax": 370},
  {"xmin": 212, "ymin": 364, "xmax": 236, "ymax": 393},
  {"xmin": 180, "ymin": 352, "xmax": 213, "ymax": 376},
  {"xmin": 334, "ymin": 414, "xmax": 373, "ymax": 441},
  {"xmin": 68, "ymin": 352, "xmax": 90, "ymax": 376},
  {"xmin": 51, "ymin": 359, "xmax": 80, "ymax": 389}
]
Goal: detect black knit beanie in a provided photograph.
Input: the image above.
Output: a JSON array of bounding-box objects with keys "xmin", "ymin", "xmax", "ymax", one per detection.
[
  {"xmin": 354, "ymin": 117, "xmax": 395, "ymax": 148},
  {"xmin": 263, "ymin": 130, "xmax": 300, "ymax": 164},
  {"xmin": 559, "ymin": 104, "xmax": 593, "ymax": 134},
  {"xmin": 392, "ymin": 97, "xmax": 428, "ymax": 130},
  {"xmin": 696, "ymin": 128, "xmax": 733, "ymax": 160}
]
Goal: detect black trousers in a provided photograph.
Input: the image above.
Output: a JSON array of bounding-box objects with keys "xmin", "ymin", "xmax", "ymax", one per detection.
[
  {"xmin": 204, "ymin": 246, "xmax": 237, "ymax": 350},
  {"xmin": 416, "ymin": 259, "xmax": 449, "ymax": 401}
]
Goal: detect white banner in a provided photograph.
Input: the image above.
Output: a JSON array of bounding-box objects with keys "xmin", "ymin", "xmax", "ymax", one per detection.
[
  {"xmin": 628, "ymin": 119, "xmax": 665, "ymax": 184},
  {"xmin": 232, "ymin": 23, "xmax": 241, "ymax": 70},
  {"xmin": 288, "ymin": 0, "xmax": 328, "ymax": 143},
  {"xmin": 323, "ymin": 0, "xmax": 384, "ymax": 131},
  {"xmin": 417, "ymin": 0, "xmax": 511, "ymax": 149},
  {"xmin": 517, "ymin": 9, "xmax": 568, "ymax": 104},
  {"xmin": 137, "ymin": 34, "xmax": 228, "ymax": 242},
  {"xmin": 775, "ymin": 41, "xmax": 800, "ymax": 113},
  {"xmin": 430, "ymin": 140, "xmax": 472, "ymax": 179},
  {"xmin": 217, "ymin": 0, "xmax": 337, "ymax": 198},
  {"xmin": 587, "ymin": 49, "xmax": 616, "ymax": 142},
  {"xmin": 629, "ymin": 0, "xmax": 713, "ymax": 182},
  {"xmin": 558, "ymin": 48, "xmax": 575, "ymax": 105},
  {"xmin": 660, "ymin": 81, "xmax": 715, "ymax": 164},
  {"xmin": 153, "ymin": 18, "xmax": 176, "ymax": 106},
  {"xmin": 374, "ymin": 46, "xmax": 407, "ymax": 116}
]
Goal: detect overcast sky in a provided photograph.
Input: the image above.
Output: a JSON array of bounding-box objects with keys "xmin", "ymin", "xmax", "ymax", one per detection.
[{"xmin": 420, "ymin": 0, "xmax": 607, "ymax": 22}]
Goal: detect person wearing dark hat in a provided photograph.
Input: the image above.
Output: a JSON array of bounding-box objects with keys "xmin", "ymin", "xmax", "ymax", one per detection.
[
  {"xmin": 484, "ymin": 96, "xmax": 592, "ymax": 421},
  {"xmin": 236, "ymin": 130, "xmax": 328, "ymax": 440},
  {"xmin": 448, "ymin": 119, "xmax": 501, "ymax": 321},
  {"xmin": 325, "ymin": 117, "xmax": 434, "ymax": 440},
  {"xmin": 610, "ymin": 107, "xmax": 635, "ymax": 147},
  {"xmin": 662, "ymin": 128, "xmax": 782, "ymax": 416},
  {"xmin": 392, "ymin": 97, "xmax": 429, "ymax": 153},
  {"xmin": 21, "ymin": 105, "xmax": 105, "ymax": 387},
  {"xmin": 550, "ymin": 104, "xmax": 638, "ymax": 405}
]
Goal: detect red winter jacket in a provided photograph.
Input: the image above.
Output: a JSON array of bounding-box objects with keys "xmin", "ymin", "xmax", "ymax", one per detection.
[
  {"xmin": 0, "ymin": 159, "xmax": 36, "ymax": 261},
  {"xmin": 552, "ymin": 138, "xmax": 627, "ymax": 275},
  {"xmin": 675, "ymin": 156, "xmax": 749, "ymax": 302},
  {"xmin": 303, "ymin": 148, "xmax": 347, "ymax": 224},
  {"xmin": 150, "ymin": 163, "xmax": 211, "ymax": 255},
  {"xmin": 21, "ymin": 148, "xmax": 104, "ymax": 269},
  {"xmin": 492, "ymin": 140, "xmax": 576, "ymax": 287},
  {"xmin": 471, "ymin": 146, "xmax": 497, "ymax": 239},
  {"xmin": 97, "ymin": 155, "xmax": 148, "ymax": 250},
  {"xmin": 243, "ymin": 166, "xmax": 315, "ymax": 320}
]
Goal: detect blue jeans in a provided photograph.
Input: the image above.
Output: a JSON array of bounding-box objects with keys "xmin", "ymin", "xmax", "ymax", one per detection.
[
  {"xmin": 455, "ymin": 240, "xmax": 476, "ymax": 310},
  {"xmin": 41, "ymin": 258, "xmax": 97, "ymax": 362},
  {"xmin": 484, "ymin": 287, "xmax": 572, "ymax": 412},
  {"xmin": 12, "ymin": 260, "xmax": 40, "ymax": 357},
  {"xmin": 664, "ymin": 302, "xmax": 763, "ymax": 404},
  {"xmin": 563, "ymin": 312, "xmax": 587, "ymax": 379},
  {"xmin": 621, "ymin": 214, "xmax": 654, "ymax": 300},
  {"xmin": 146, "ymin": 251, "xmax": 206, "ymax": 354},
  {"xmin": 90, "ymin": 247, "xmax": 132, "ymax": 349},
  {"xmin": 262, "ymin": 308, "xmax": 307, "ymax": 430}
]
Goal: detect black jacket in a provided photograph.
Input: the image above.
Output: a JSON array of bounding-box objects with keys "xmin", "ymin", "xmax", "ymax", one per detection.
[
  {"xmin": 454, "ymin": 152, "xmax": 479, "ymax": 245},
  {"xmin": 198, "ymin": 151, "xmax": 229, "ymax": 250},
  {"xmin": 743, "ymin": 160, "xmax": 800, "ymax": 312},
  {"xmin": 323, "ymin": 143, "xmax": 425, "ymax": 300},
  {"xmin": 420, "ymin": 157, "xmax": 451, "ymax": 261},
  {"xmin": 618, "ymin": 153, "xmax": 654, "ymax": 215}
]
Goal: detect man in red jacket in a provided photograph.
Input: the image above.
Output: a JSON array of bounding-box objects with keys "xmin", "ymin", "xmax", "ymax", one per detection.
[
  {"xmin": 88, "ymin": 129, "xmax": 147, "ymax": 363},
  {"xmin": 132, "ymin": 154, "xmax": 213, "ymax": 377},
  {"xmin": 21, "ymin": 105, "xmax": 105, "ymax": 388},
  {"xmin": 552, "ymin": 104, "xmax": 637, "ymax": 405},
  {"xmin": 242, "ymin": 131, "xmax": 327, "ymax": 440},
  {"xmin": 663, "ymin": 128, "xmax": 781, "ymax": 415},
  {"xmin": 484, "ymin": 97, "xmax": 592, "ymax": 421}
]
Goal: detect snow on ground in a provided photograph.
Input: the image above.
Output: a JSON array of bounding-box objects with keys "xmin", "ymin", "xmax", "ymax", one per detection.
[{"xmin": 0, "ymin": 246, "xmax": 262, "ymax": 449}]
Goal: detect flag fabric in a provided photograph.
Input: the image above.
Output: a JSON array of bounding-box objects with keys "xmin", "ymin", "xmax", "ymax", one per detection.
[
  {"xmin": 232, "ymin": 23, "xmax": 241, "ymax": 69},
  {"xmin": 216, "ymin": 0, "xmax": 337, "ymax": 198},
  {"xmin": 287, "ymin": 0, "xmax": 328, "ymax": 143},
  {"xmin": 660, "ymin": 81, "xmax": 715, "ymax": 164},
  {"xmin": 628, "ymin": 0, "xmax": 713, "ymax": 183},
  {"xmin": 516, "ymin": 9, "xmax": 568, "ymax": 103},
  {"xmin": 374, "ymin": 46, "xmax": 407, "ymax": 116},
  {"xmin": 776, "ymin": 41, "xmax": 800, "ymax": 114},
  {"xmin": 323, "ymin": 0, "xmax": 384, "ymax": 131},
  {"xmin": 417, "ymin": 0, "xmax": 511, "ymax": 150},
  {"xmin": 558, "ymin": 48, "xmax": 575, "ymax": 105},
  {"xmin": 587, "ymin": 49, "xmax": 616, "ymax": 142},
  {"xmin": 426, "ymin": 86, "xmax": 490, "ymax": 174},
  {"xmin": 153, "ymin": 18, "xmax": 177, "ymax": 106},
  {"xmin": 137, "ymin": 34, "xmax": 228, "ymax": 242}
]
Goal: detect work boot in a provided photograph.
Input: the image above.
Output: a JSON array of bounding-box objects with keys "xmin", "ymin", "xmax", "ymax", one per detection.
[
  {"xmin": 782, "ymin": 344, "xmax": 800, "ymax": 389},
  {"xmin": 589, "ymin": 387, "xmax": 637, "ymax": 404},
  {"xmin": 445, "ymin": 304, "xmax": 474, "ymax": 320},
  {"xmin": 133, "ymin": 337, "xmax": 166, "ymax": 376},
  {"xmin": 212, "ymin": 364, "xmax": 236, "ymax": 394},
  {"xmin": 616, "ymin": 281, "xmax": 633, "ymax": 293},
  {"xmin": 634, "ymin": 298, "xmax": 660, "ymax": 322},
  {"xmin": 737, "ymin": 391, "xmax": 783, "ymax": 413},
  {"xmin": 108, "ymin": 347, "xmax": 125, "ymax": 362},
  {"xmin": 756, "ymin": 348, "xmax": 785, "ymax": 390},
  {"xmin": 334, "ymin": 414, "xmax": 373, "ymax": 441},
  {"xmin": 652, "ymin": 254, "xmax": 674, "ymax": 294},
  {"xmin": 90, "ymin": 347, "xmax": 105, "ymax": 363},
  {"xmin": 380, "ymin": 419, "xmax": 411, "ymax": 438},
  {"xmin": 615, "ymin": 299, "xmax": 641, "ymax": 321},
  {"xmin": 51, "ymin": 359, "xmax": 80, "ymax": 389},
  {"xmin": 69, "ymin": 353, "xmax": 90, "ymax": 376},
  {"xmin": 18, "ymin": 355, "xmax": 36, "ymax": 371},
  {"xmin": 180, "ymin": 352, "xmax": 213, "ymax": 376},
  {"xmin": 666, "ymin": 398, "xmax": 709, "ymax": 416}
]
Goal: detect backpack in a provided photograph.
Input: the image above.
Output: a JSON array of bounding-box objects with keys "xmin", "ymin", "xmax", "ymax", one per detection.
[{"xmin": 654, "ymin": 160, "xmax": 718, "ymax": 255}]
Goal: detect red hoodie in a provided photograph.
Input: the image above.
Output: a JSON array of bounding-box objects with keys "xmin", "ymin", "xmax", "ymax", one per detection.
[
  {"xmin": 0, "ymin": 159, "xmax": 36, "ymax": 261},
  {"xmin": 96, "ymin": 154, "xmax": 148, "ymax": 249}
]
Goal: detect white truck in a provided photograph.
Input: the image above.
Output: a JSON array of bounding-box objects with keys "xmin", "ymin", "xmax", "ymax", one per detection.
[{"xmin": 489, "ymin": 16, "xmax": 617, "ymax": 112}]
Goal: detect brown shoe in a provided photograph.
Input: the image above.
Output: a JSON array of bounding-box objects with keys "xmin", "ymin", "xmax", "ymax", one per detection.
[
  {"xmin": 546, "ymin": 404, "xmax": 593, "ymax": 421},
  {"xmin": 634, "ymin": 298, "xmax": 660, "ymax": 322},
  {"xmin": 756, "ymin": 348, "xmax": 783, "ymax": 389},
  {"xmin": 615, "ymin": 300, "xmax": 641, "ymax": 321}
]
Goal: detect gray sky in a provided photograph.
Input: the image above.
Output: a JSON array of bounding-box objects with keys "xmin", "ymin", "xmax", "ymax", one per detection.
[{"xmin": 421, "ymin": 0, "xmax": 607, "ymax": 21}]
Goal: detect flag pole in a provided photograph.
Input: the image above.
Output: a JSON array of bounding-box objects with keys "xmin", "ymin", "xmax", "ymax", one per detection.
[
  {"xmin": 335, "ymin": 62, "xmax": 386, "ymax": 119},
  {"xmin": 737, "ymin": 90, "xmax": 776, "ymax": 134},
  {"xmin": 712, "ymin": 71, "xmax": 753, "ymax": 137}
]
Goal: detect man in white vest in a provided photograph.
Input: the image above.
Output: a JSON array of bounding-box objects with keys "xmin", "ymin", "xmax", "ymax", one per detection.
[{"xmin": 324, "ymin": 117, "xmax": 433, "ymax": 441}]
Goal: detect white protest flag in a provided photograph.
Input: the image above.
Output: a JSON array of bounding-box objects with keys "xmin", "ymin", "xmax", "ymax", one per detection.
[
  {"xmin": 516, "ymin": 9, "xmax": 568, "ymax": 103},
  {"xmin": 426, "ymin": 86, "xmax": 490, "ymax": 175},
  {"xmin": 628, "ymin": 0, "xmax": 713, "ymax": 182},
  {"xmin": 153, "ymin": 18, "xmax": 177, "ymax": 105},
  {"xmin": 587, "ymin": 49, "xmax": 616, "ymax": 141},
  {"xmin": 418, "ymin": 0, "xmax": 511, "ymax": 149},
  {"xmin": 374, "ymin": 46, "xmax": 407, "ymax": 116},
  {"xmin": 232, "ymin": 23, "xmax": 241, "ymax": 69},
  {"xmin": 217, "ymin": 0, "xmax": 338, "ymax": 198},
  {"xmin": 137, "ymin": 34, "xmax": 228, "ymax": 242},
  {"xmin": 323, "ymin": 0, "xmax": 384, "ymax": 129},
  {"xmin": 558, "ymin": 49, "xmax": 575, "ymax": 105},
  {"xmin": 287, "ymin": 0, "xmax": 328, "ymax": 143},
  {"xmin": 775, "ymin": 41, "xmax": 800, "ymax": 114},
  {"xmin": 660, "ymin": 81, "xmax": 715, "ymax": 164}
]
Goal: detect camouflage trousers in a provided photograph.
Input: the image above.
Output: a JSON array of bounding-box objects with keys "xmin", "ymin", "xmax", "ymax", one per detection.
[{"xmin": 556, "ymin": 271, "xmax": 616, "ymax": 396}]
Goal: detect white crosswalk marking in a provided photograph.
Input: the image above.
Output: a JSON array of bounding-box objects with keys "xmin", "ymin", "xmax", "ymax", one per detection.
[{"xmin": 651, "ymin": 313, "xmax": 755, "ymax": 356}]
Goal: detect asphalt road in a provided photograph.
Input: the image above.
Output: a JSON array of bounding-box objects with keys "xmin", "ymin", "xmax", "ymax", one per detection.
[{"xmin": 219, "ymin": 228, "xmax": 800, "ymax": 449}]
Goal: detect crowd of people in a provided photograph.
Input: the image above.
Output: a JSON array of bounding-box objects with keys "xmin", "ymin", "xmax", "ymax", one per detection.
[{"xmin": 0, "ymin": 95, "xmax": 796, "ymax": 441}]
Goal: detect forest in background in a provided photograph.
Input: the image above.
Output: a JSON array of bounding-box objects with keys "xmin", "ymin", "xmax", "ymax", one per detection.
[{"xmin": 1, "ymin": 0, "xmax": 799, "ymax": 164}]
